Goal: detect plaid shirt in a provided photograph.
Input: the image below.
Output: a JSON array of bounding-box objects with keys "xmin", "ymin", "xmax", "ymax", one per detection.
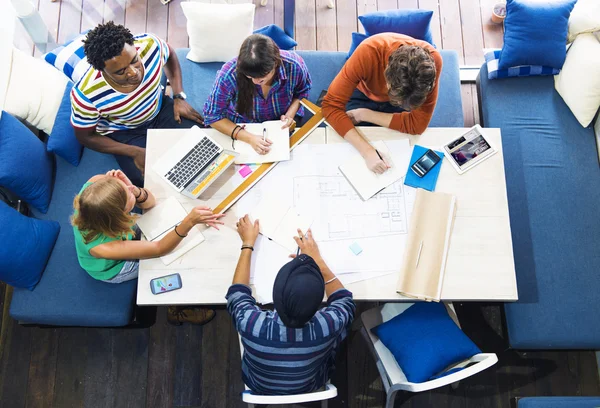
[{"xmin": 203, "ymin": 50, "xmax": 312, "ymax": 126}]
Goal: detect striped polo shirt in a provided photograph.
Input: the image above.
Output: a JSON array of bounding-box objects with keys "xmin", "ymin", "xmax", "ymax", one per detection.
[
  {"xmin": 226, "ymin": 284, "xmax": 355, "ymax": 395},
  {"xmin": 70, "ymin": 33, "xmax": 169, "ymax": 135}
]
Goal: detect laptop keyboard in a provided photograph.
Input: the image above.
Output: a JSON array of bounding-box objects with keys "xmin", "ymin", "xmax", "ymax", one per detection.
[{"xmin": 165, "ymin": 137, "xmax": 220, "ymax": 189}]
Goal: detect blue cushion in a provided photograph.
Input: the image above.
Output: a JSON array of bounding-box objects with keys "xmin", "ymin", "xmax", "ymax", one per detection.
[
  {"xmin": 371, "ymin": 303, "xmax": 481, "ymax": 383},
  {"xmin": 47, "ymin": 83, "xmax": 83, "ymax": 166},
  {"xmin": 0, "ymin": 112, "xmax": 54, "ymax": 213},
  {"xmin": 518, "ymin": 397, "xmax": 600, "ymax": 408},
  {"xmin": 485, "ymin": 49, "xmax": 560, "ymax": 80},
  {"xmin": 347, "ymin": 32, "xmax": 368, "ymax": 58},
  {"xmin": 43, "ymin": 32, "xmax": 91, "ymax": 83},
  {"xmin": 254, "ymin": 24, "xmax": 298, "ymax": 50},
  {"xmin": 478, "ymin": 63, "xmax": 600, "ymax": 348},
  {"xmin": 358, "ymin": 9, "xmax": 435, "ymax": 46},
  {"xmin": 0, "ymin": 201, "xmax": 60, "ymax": 290},
  {"xmin": 177, "ymin": 48, "xmax": 462, "ymax": 128},
  {"xmin": 9, "ymin": 149, "xmax": 136, "ymax": 327},
  {"xmin": 499, "ymin": 0, "xmax": 576, "ymax": 70}
]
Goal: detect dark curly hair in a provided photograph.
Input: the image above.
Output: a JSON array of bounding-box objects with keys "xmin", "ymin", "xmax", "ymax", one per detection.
[
  {"xmin": 384, "ymin": 45, "xmax": 436, "ymax": 110},
  {"xmin": 83, "ymin": 22, "xmax": 135, "ymax": 71}
]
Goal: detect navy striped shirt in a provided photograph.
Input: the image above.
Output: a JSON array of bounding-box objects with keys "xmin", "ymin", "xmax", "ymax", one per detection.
[{"xmin": 226, "ymin": 284, "xmax": 355, "ymax": 395}]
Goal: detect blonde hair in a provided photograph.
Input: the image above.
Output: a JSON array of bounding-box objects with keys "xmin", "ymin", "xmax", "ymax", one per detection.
[{"xmin": 71, "ymin": 177, "xmax": 137, "ymax": 244}]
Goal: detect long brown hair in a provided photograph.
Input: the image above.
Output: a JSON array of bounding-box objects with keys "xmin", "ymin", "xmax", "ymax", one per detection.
[
  {"xmin": 236, "ymin": 34, "xmax": 282, "ymax": 118},
  {"xmin": 71, "ymin": 177, "xmax": 136, "ymax": 244}
]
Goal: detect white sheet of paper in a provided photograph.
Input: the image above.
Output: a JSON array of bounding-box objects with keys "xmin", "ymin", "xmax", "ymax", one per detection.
[
  {"xmin": 136, "ymin": 196, "xmax": 206, "ymax": 265},
  {"xmin": 250, "ymin": 234, "xmax": 291, "ymax": 304},
  {"xmin": 250, "ymin": 198, "xmax": 313, "ymax": 253},
  {"xmin": 136, "ymin": 196, "xmax": 186, "ymax": 241},
  {"xmin": 338, "ymin": 140, "xmax": 408, "ymax": 201},
  {"xmin": 233, "ymin": 120, "xmax": 290, "ymax": 164}
]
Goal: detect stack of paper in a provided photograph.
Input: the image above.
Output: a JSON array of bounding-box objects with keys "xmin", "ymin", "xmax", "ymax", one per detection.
[
  {"xmin": 136, "ymin": 196, "xmax": 206, "ymax": 265},
  {"xmin": 339, "ymin": 140, "xmax": 406, "ymax": 201},
  {"xmin": 233, "ymin": 120, "xmax": 290, "ymax": 164},
  {"xmin": 396, "ymin": 189, "xmax": 456, "ymax": 301}
]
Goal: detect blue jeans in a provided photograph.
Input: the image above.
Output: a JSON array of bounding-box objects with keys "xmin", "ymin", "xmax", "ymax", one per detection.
[{"xmin": 345, "ymin": 89, "xmax": 406, "ymax": 126}]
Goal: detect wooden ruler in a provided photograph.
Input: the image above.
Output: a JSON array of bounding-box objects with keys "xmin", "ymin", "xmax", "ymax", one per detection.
[{"xmin": 214, "ymin": 99, "xmax": 325, "ymax": 214}]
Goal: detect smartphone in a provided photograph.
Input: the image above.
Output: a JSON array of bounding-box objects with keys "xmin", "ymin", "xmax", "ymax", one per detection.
[
  {"xmin": 150, "ymin": 273, "xmax": 182, "ymax": 295},
  {"xmin": 411, "ymin": 149, "xmax": 441, "ymax": 177},
  {"xmin": 316, "ymin": 90, "xmax": 327, "ymax": 107}
]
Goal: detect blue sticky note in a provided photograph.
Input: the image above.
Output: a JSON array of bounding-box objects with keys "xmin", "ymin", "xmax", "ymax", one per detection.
[
  {"xmin": 349, "ymin": 242, "xmax": 363, "ymax": 255},
  {"xmin": 404, "ymin": 145, "xmax": 444, "ymax": 191}
]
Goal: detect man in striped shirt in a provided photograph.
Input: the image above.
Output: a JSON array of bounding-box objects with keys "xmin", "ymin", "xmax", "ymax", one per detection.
[
  {"xmin": 228, "ymin": 215, "xmax": 355, "ymax": 395},
  {"xmin": 70, "ymin": 22, "xmax": 203, "ymax": 187}
]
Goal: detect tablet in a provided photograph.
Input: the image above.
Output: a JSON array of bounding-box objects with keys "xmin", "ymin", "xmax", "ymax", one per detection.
[{"xmin": 442, "ymin": 125, "xmax": 497, "ymax": 175}]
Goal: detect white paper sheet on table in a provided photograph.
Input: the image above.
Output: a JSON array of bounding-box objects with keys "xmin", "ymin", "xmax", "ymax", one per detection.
[
  {"xmin": 338, "ymin": 140, "xmax": 407, "ymax": 201},
  {"xmin": 250, "ymin": 234, "xmax": 292, "ymax": 304},
  {"xmin": 233, "ymin": 120, "xmax": 290, "ymax": 164},
  {"xmin": 250, "ymin": 197, "xmax": 313, "ymax": 253}
]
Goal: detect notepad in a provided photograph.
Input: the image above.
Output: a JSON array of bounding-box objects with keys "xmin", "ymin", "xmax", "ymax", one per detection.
[
  {"xmin": 396, "ymin": 189, "xmax": 456, "ymax": 301},
  {"xmin": 250, "ymin": 197, "xmax": 313, "ymax": 253},
  {"xmin": 339, "ymin": 140, "xmax": 408, "ymax": 201},
  {"xmin": 136, "ymin": 196, "xmax": 205, "ymax": 265},
  {"xmin": 233, "ymin": 120, "xmax": 291, "ymax": 164}
]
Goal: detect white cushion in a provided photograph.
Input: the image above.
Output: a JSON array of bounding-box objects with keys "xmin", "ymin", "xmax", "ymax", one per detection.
[
  {"xmin": 181, "ymin": 1, "xmax": 255, "ymax": 63},
  {"xmin": 567, "ymin": 0, "xmax": 600, "ymax": 43},
  {"xmin": 554, "ymin": 34, "xmax": 600, "ymax": 128},
  {"xmin": 4, "ymin": 48, "xmax": 68, "ymax": 134}
]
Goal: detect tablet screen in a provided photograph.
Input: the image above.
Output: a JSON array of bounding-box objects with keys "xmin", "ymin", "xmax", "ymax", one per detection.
[{"xmin": 450, "ymin": 134, "xmax": 491, "ymax": 167}]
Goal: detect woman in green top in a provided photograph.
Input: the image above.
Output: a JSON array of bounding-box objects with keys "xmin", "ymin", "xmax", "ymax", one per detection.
[{"xmin": 71, "ymin": 169, "xmax": 224, "ymax": 283}]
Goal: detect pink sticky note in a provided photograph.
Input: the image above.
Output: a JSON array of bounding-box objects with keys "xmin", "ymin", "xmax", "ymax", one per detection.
[{"xmin": 239, "ymin": 165, "xmax": 252, "ymax": 178}]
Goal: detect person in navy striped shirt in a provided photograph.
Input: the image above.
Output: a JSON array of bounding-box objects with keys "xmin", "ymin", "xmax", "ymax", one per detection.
[{"xmin": 227, "ymin": 215, "xmax": 355, "ymax": 395}]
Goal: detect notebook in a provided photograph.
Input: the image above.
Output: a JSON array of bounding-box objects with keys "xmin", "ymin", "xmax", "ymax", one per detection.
[
  {"xmin": 250, "ymin": 197, "xmax": 313, "ymax": 253},
  {"xmin": 396, "ymin": 189, "xmax": 456, "ymax": 301},
  {"xmin": 404, "ymin": 145, "xmax": 444, "ymax": 192},
  {"xmin": 136, "ymin": 196, "xmax": 206, "ymax": 265},
  {"xmin": 233, "ymin": 120, "xmax": 291, "ymax": 164},
  {"xmin": 338, "ymin": 140, "xmax": 407, "ymax": 201}
]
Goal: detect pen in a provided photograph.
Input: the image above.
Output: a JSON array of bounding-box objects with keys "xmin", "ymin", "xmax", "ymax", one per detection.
[
  {"xmin": 263, "ymin": 128, "xmax": 267, "ymax": 142},
  {"xmin": 415, "ymin": 240, "xmax": 423, "ymax": 268},
  {"xmin": 375, "ymin": 149, "xmax": 383, "ymax": 161}
]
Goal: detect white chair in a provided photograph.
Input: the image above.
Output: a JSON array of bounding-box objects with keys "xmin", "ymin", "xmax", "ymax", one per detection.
[
  {"xmin": 238, "ymin": 334, "xmax": 338, "ymax": 407},
  {"xmin": 361, "ymin": 303, "xmax": 498, "ymax": 408}
]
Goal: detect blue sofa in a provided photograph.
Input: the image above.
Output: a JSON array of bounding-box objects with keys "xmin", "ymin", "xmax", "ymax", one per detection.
[
  {"xmin": 477, "ymin": 64, "xmax": 600, "ymax": 349},
  {"xmin": 8, "ymin": 49, "xmax": 463, "ymax": 326},
  {"xmin": 518, "ymin": 397, "xmax": 600, "ymax": 407}
]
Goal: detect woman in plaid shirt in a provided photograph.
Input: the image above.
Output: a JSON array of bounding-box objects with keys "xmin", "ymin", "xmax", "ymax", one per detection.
[{"xmin": 203, "ymin": 34, "xmax": 312, "ymax": 155}]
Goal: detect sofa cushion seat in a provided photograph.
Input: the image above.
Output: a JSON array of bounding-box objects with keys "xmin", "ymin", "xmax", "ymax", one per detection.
[
  {"xmin": 518, "ymin": 397, "xmax": 600, "ymax": 408},
  {"xmin": 176, "ymin": 48, "xmax": 463, "ymax": 129},
  {"xmin": 478, "ymin": 63, "xmax": 600, "ymax": 349},
  {"xmin": 10, "ymin": 148, "xmax": 137, "ymax": 327}
]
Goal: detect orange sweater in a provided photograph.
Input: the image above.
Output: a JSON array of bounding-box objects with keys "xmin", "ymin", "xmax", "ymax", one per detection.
[{"xmin": 322, "ymin": 33, "xmax": 442, "ymax": 137}]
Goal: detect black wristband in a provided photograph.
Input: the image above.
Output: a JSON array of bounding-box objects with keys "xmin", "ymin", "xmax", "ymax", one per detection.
[
  {"xmin": 174, "ymin": 224, "xmax": 187, "ymax": 238},
  {"xmin": 133, "ymin": 187, "xmax": 142, "ymax": 199},
  {"xmin": 231, "ymin": 125, "xmax": 241, "ymax": 139},
  {"xmin": 136, "ymin": 188, "xmax": 148, "ymax": 204},
  {"xmin": 241, "ymin": 245, "xmax": 254, "ymax": 251}
]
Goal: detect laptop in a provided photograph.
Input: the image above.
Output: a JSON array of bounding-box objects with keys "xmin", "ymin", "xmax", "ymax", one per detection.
[{"xmin": 152, "ymin": 126, "xmax": 236, "ymax": 199}]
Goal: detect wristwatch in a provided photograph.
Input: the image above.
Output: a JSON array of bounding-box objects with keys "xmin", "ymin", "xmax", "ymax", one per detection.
[{"xmin": 173, "ymin": 92, "xmax": 187, "ymax": 100}]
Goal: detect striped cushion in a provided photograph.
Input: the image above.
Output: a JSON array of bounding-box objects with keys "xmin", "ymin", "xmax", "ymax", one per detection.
[
  {"xmin": 43, "ymin": 32, "xmax": 91, "ymax": 83},
  {"xmin": 485, "ymin": 49, "xmax": 560, "ymax": 80}
]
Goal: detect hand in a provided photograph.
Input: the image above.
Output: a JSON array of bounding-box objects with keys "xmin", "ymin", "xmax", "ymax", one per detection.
[
  {"xmin": 346, "ymin": 108, "xmax": 370, "ymax": 125},
  {"xmin": 364, "ymin": 148, "xmax": 390, "ymax": 174},
  {"xmin": 290, "ymin": 229, "xmax": 322, "ymax": 261},
  {"xmin": 132, "ymin": 148, "xmax": 146, "ymax": 176},
  {"xmin": 186, "ymin": 206, "xmax": 225, "ymax": 230},
  {"xmin": 248, "ymin": 134, "xmax": 273, "ymax": 155},
  {"xmin": 280, "ymin": 115, "xmax": 296, "ymax": 129},
  {"xmin": 106, "ymin": 169, "xmax": 133, "ymax": 187},
  {"xmin": 236, "ymin": 215, "xmax": 260, "ymax": 246},
  {"xmin": 173, "ymin": 98, "xmax": 204, "ymax": 125}
]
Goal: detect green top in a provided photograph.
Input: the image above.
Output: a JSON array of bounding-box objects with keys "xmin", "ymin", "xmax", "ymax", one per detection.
[{"xmin": 73, "ymin": 181, "xmax": 133, "ymax": 280}]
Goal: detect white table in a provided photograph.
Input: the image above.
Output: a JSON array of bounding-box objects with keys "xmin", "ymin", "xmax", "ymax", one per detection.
[{"xmin": 137, "ymin": 127, "xmax": 517, "ymax": 305}]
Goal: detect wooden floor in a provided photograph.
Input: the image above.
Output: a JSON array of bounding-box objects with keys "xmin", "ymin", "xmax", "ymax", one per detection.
[
  {"xmin": 0, "ymin": 282, "xmax": 598, "ymax": 408},
  {"xmin": 8, "ymin": 2, "xmax": 598, "ymax": 408},
  {"xmin": 12, "ymin": 0, "xmax": 506, "ymax": 128}
]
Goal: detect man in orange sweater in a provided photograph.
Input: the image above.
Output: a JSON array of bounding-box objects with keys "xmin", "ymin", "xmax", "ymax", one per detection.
[{"xmin": 322, "ymin": 33, "xmax": 442, "ymax": 174}]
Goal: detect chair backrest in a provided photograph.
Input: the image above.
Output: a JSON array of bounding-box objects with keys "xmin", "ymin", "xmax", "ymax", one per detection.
[
  {"xmin": 361, "ymin": 303, "xmax": 498, "ymax": 393},
  {"xmin": 237, "ymin": 333, "xmax": 338, "ymax": 405}
]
